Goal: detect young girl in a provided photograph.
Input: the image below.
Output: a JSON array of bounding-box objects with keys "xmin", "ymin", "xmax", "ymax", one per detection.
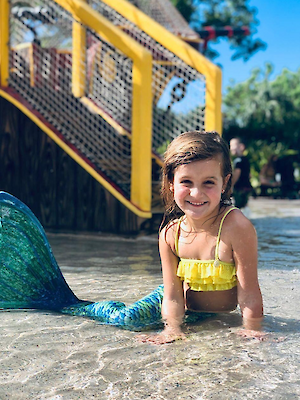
[{"xmin": 143, "ymin": 131, "xmax": 263, "ymax": 344}]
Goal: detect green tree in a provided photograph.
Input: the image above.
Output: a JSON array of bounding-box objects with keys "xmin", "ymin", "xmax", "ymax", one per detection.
[
  {"xmin": 223, "ymin": 64, "xmax": 300, "ymax": 148},
  {"xmin": 171, "ymin": 0, "xmax": 196, "ymax": 22},
  {"xmin": 171, "ymin": 0, "xmax": 266, "ymax": 61},
  {"xmin": 223, "ymin": 64, "xmax": 300, "ymax": 182}
]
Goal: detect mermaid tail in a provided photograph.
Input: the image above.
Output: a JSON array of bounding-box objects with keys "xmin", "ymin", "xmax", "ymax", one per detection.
[
  {"xmin": 61, "ymin": 284, "xmax": 164, "ymax": 330},
  {"xmin": 0, "ymin": 192, "xmax": 209, "ymax": 330},
  {"xmin": 0, "ymin": 191, "xmax": 79, "ymax": 310},
  {"xmin": 0, "ymin": 191, "xmax": 163, "ymax": 330}
]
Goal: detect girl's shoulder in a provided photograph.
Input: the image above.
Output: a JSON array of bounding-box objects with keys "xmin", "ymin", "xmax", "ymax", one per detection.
[
  {"xmin": 159, "ymin": 218, "xmax": 181, "ymax": 248},
  {"xmin": 222, "ymin": 207, "xmax": 255, "ymax": 237}
]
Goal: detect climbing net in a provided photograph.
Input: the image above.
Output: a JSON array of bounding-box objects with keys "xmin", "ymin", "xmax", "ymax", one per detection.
[
  {"xmin": 127, "ymin": 0, "xmax": 200, "ymax": 41},
  {"xmin": 9, "ymin": 0, "xmax": 133, "ymax": 197},
  {"xmin": 89, "ymin": 0, "xmax": 206, "ymax": 155}
]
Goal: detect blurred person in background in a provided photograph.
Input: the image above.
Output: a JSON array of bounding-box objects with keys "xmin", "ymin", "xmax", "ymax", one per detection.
[
  {"xmin": 259, "ymin": 154, "xmax": 281, "ymax": 197},
  {"xmin": 230, "ymin": 137, "xmax": 253, "ymax": 210}
]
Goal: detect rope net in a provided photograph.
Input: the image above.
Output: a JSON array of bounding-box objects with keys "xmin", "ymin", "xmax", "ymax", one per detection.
[
  {"xmin": 10, "ymin": 0, "xmax": 132, "ymax": 197},
  {"xmin": 88, "ymin": 0, "xmax": 206, "ymax": 155},
  {"xmin": 127, "ymin": 0, "xmax": 200, "ymax": 41}
]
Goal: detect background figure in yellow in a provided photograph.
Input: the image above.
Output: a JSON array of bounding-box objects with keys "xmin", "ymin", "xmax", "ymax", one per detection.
[{"xmin": 230, "ymin": 137, "xmax": 253, "ymax": 209}]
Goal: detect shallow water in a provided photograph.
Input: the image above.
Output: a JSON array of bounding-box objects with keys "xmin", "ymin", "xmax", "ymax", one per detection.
[{"xmin": 1, "ymin": 198, "xmax": 300, "ymax": 399}]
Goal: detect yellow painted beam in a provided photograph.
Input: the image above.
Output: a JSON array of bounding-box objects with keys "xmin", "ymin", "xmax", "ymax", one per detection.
[
  {"xmin": 0, "ymin": 0, "xmax": 10, "ymax": 87},
  {"xmin": 204, "ymin": 66, "xmax": 222, "ymax": 134},
  {"xmin": 72, "ymin": 15, "xmax": 86, "ymax": 97},
  {"xmin": 0, "ymin": 89, "xmax": 152, "ymax": 218},
  {"xmin": 131, "ymin": 55, "xmax": 152, "ymax": 210}
]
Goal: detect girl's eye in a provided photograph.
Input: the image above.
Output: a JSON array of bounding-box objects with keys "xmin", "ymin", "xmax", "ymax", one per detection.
[
  {"xmin": 204, "ymin": 180, "xmax": 215, "ymax": 185},
  {"xmin": 180, "ymin": 180, "xmax": 192, "ymax": 185}
]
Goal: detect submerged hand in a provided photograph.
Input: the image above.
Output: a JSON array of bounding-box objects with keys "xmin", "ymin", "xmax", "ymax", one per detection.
[
  {"xmin": 236, "ymin": 329, "xmax": 287, "ymax": 343},
  {"xmin": 236, "ymin": 329, "xmax": 268, "ymax": 341},
  {"xmin": 136, "ymin": 327, "xmax": 186, "ymax": 345}
]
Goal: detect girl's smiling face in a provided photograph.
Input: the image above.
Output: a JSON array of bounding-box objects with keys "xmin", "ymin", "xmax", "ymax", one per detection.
[{"xmin": 172, "ymin": 156, "xmax": 230, "ymax": 222}]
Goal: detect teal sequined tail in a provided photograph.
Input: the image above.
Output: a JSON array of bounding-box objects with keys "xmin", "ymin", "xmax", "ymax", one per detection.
[
  {"xmin": 0, "ymin": 191, "xmax": 79, "ymax": 310},
  {"xmin": 0, "ymin": 192, "xmax": 164, "ymax": 330},
  {"xmin": 61, "ymin": 284, "xmax": 164, "ymax": 330}
]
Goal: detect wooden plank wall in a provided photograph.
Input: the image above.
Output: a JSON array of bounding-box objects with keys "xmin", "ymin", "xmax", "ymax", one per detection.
[{"xmin": 0, "ymin": 96, "xmax": 142, "ymax": 233}]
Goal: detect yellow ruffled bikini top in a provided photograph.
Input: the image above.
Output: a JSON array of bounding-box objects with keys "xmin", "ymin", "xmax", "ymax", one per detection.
[{"xmin": 176, "ymin": 207, "xmax": 238, "ymax": 292}]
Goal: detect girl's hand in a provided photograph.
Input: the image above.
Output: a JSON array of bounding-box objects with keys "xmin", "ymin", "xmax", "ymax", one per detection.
[
  {"xmin": 236, "ymin": 329, "xmax": 287, "ymax": 343},
  {"xmin": 136, "ymin": 326, "xmax": 186, "ymax": 345},
  {"xmin": 236, "ymin": 329, "xmax": 268, "ymax": 341}
]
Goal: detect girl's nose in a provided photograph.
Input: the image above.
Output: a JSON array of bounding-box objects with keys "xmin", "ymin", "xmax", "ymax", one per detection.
[{"xmin": 190, "ymin": 186, "xmax": 202, "ymax": 197}]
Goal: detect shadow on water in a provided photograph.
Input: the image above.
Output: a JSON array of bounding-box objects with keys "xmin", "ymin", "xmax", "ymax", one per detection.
[
  {"xmin": 185, "ymin": 311, "xmax": 300, "ymax": 336},
  {"xmin": 264, "ymin": 315, "xmax": 300, "ymax": 333}
]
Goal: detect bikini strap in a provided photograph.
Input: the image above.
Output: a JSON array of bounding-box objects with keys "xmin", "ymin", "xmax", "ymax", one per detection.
[
  {"xmin": 214, "ymin": 207, "xmax": 238, "ymax": 261},
  {"xmin": 174, "ymin": 216, "xmax": 183, "ymax": 256}
]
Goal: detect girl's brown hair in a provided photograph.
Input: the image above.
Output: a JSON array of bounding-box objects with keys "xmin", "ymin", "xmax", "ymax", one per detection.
[{"xmin": 161, "ymin": 131, "xmax": 232, "ymax": 221}]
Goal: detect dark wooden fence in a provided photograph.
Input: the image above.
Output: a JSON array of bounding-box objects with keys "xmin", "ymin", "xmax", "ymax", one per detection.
[{"xmin": 0, "ymin": 96, "xmax": 142, "ymax": 233}]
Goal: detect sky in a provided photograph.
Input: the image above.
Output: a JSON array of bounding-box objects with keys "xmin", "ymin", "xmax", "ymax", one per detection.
[
  {"xmin": 158, "ymin": 0, "xmax": 300, "ymax": 113},
  {"xmin": 209, "ymin": 0, "xmax": 300, "ymax": 93}
]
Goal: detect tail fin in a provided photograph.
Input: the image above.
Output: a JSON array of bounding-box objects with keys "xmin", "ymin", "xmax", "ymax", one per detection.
[{"xmin": 0, "ymin": 192, "xmax": 78, "ymax": 310}]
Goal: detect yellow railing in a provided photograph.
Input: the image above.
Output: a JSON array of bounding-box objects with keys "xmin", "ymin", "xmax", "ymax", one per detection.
[
  {"xmin": 0, "ymin": 0, "xmax": 10, "ymax": 87},
  {"xmin": 72, "ymin": 9, "xmax": 86, "ymax": 98},
  {"xmin": 56, "ymin": 0, "xmax": 153, "ymax": 215}
]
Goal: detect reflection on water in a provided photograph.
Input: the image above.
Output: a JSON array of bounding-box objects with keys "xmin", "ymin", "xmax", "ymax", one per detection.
[{"xmin": 1, "ymin": 198, "xmax": 300, "ymax": 399}]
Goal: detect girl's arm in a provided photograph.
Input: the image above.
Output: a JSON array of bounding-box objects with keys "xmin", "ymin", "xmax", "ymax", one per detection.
[
  {"xmin": 159, "ymin": 226, "xmax": 185, "ymax": 337},
  {"xmin": 137, "ymin": 225, "xmax": 185, "ymax": 344},
  {"xmin": 231, "ymin": 213, "xmax": 264, "ymax": 331}
]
